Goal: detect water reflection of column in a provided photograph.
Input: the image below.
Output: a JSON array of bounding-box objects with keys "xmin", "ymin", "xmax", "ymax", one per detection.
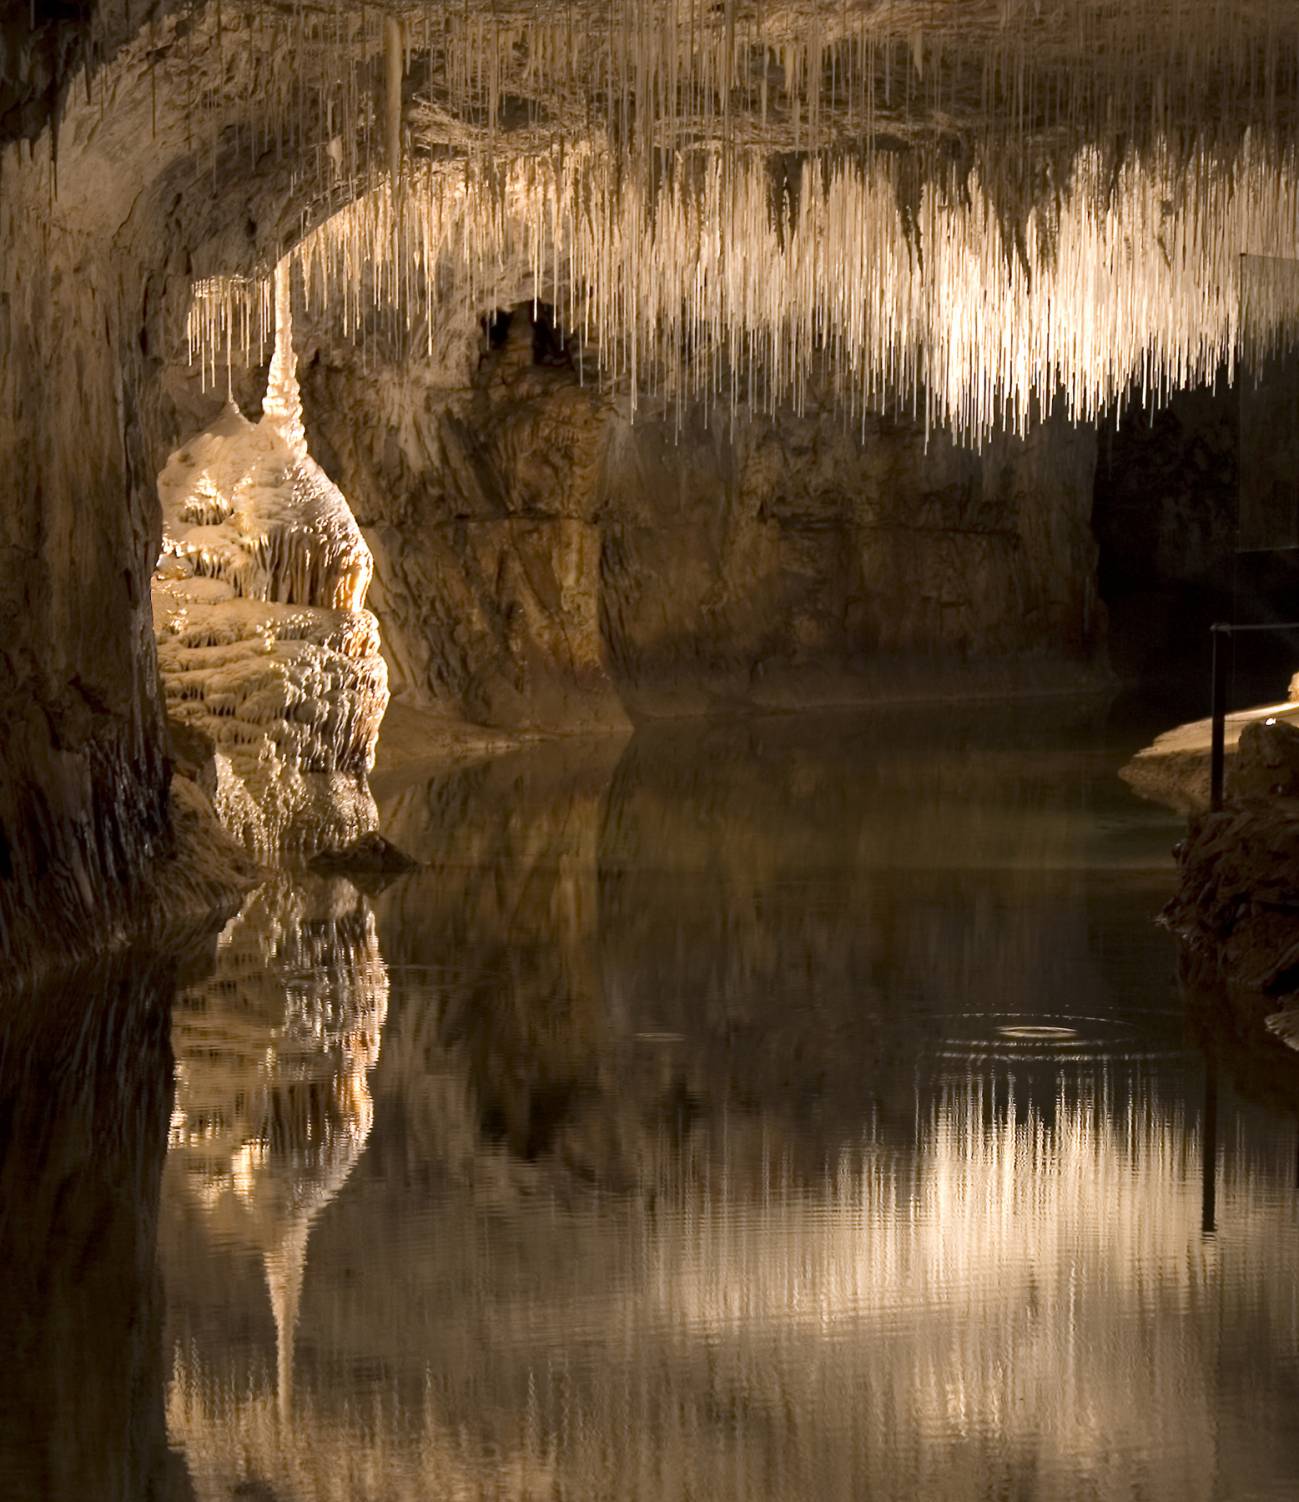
[
  {"xmin": 266, "ymin": 1219, "xmax": 309, "ymax": 1423},
  {"xmin": 167, "ymin": 876, "xmax": 388, "ymax": 1421},
  {"xmin": 376, "ymin": 741, "xmax": 617, "ymax": 1164}
]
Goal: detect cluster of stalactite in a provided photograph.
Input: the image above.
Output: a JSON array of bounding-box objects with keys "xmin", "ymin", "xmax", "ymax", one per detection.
[
  {"xmin": 99, "ymin": 0, "xmax": 1299, "ymax": 202},
  {"xmin": 189, "ymin": 135, "xmax": 1299, "ymax": 446},
  {"xmin": 11, "ymin": 0, "xmax": 1293, "ymax": 445}
]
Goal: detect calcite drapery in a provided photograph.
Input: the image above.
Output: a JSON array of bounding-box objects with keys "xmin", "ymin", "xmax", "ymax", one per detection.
[{"xmin": 153, "ymin": 260, "xmax": 389, "ymax": 853}]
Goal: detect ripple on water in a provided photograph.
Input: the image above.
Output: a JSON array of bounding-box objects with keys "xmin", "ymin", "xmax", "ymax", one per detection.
[{"xmin": 933, "ymin": 1012, "xmax": 1170, "ymax": 1066}]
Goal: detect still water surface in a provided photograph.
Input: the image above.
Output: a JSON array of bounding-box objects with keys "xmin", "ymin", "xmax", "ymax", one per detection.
[{"xmin": 10, "ymin": 705, "xmax": 1299, "ymax": 1501}]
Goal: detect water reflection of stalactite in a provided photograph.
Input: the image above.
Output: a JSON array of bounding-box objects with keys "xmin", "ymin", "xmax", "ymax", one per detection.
[
  {"xmin": 158, "ymin": 718, "xmax": 1299, "ymax": 1499},
  {"xmin": 165, "ymin": 876, "xmax": 388, "ymax": 1423},
  {"xmin": 161, "ymin": 1072, "xmax": 1299, "ymax": 1502}
]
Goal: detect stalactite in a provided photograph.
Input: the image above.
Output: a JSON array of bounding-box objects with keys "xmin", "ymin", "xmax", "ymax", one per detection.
[
  {"xmin": 178, "ymin": 0, "xmax": 1299, "ymax": 444},
  {"xmin": 188, "ymin": 132, "xmax": 1299, "ymax": 448},
  {"xmin": 384, "ymin": 13, "xmax": 405, "ymax": 189}
]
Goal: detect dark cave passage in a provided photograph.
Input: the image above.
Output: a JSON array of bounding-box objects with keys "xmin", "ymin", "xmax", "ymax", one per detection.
[{"xmin": 1092, "ymin": 376, "xmax": 1299, "ymax": 722}]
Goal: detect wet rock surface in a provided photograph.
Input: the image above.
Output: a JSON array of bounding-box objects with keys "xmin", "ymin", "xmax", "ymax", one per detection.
[
  {"xmin": 1232, "ymin": 716, "xmax": 1299, "ymax": 800},
  {"xmin": 1155, "ymin": 719, "xmax": 1299, "ymax": 1063},
  {"xmin": 1163, "ymin": 800, "xmax": 1299, "ymax": 999},
  {"xmin": 307, "ymin": 832, "xmax": 420, "ymax": 878},
  {"xmin": 1120, "ymin": 701, "xmax": 1299, "ymax": 815}
]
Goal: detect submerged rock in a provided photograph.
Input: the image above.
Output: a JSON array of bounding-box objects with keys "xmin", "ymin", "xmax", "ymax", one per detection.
[{"xmin": 307, "ymin": 832, "xmax": 420, "ymax": 877}]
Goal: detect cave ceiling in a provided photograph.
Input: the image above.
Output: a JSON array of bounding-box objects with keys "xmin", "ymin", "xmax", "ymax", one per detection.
[{"xmin": 6, "ymin": 0, "xmax": 1299, "ymax": 439}]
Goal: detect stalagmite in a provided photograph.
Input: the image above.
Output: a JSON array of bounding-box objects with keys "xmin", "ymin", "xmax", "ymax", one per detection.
[{"xmin": 156, "ymin": 259, "xmax": 390, "ymax": 853}]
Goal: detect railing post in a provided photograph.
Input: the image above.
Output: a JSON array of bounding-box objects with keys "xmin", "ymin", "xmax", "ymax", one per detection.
[{"xmin": 1210, "ymin": 623, "xmax": 1230, "ymax": 813}]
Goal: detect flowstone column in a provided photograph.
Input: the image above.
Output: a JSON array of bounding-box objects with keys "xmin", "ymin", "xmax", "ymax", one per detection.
[{"xmin": 152, "ymin": 260, "xmax": 390, "ymax": 854}]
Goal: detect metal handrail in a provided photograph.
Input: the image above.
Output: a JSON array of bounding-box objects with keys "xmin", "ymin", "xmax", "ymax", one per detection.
[{"xmin": 1209, "ymin": 620, "xmax": 1299, "ymax": 811}]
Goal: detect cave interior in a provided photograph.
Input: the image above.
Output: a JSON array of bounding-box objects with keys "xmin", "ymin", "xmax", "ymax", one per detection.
[
  {"xmin": 1, "ymin": 0, "xmax": 1298, "ymax": 970},
  {"xmin": 7, "ymin": 5, "xmax": 1299, "ymax": 1502}
]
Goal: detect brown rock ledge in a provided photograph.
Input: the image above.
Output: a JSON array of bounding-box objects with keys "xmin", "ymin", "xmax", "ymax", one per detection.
[{"xmin": 1162, "ymin": 799, "xmax": 1299, "ymax": 1008}]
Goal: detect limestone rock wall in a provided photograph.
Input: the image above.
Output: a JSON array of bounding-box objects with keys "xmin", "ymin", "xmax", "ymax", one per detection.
[
  {"xmin": 0, "ymin": 166, "xmax": 175, "ymax": 977},
  {"xmin": 301, "ymin": 308, "xmax": 1106, "ymax": 738},
  {"xmin": 601, "ymin": 396, "xmax": 1102, "ymax": 716},
  {"xmin": 0, "ymin": 3, "xmax": 352, "ymax": 978},
  {"xmin": 304, "ymin": 313, "xmax": 629, "ymax": 737}
]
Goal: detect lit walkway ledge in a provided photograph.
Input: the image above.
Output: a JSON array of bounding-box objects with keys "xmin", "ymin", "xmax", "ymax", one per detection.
[{"xmin": 1120, "ymin": 695, "xmax": 1299, "ymax": 814}]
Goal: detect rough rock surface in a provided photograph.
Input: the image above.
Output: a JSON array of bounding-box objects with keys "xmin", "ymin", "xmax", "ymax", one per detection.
[
  {"xmin": 1232, "ymin": 716, "xmax": 1299, "ymax": 800},
  {"xmin": 303, "ymin": 311, "xmax": 630, "ymax": 737},
  {"xmin": 1157, "ymin": 718, "xmax": 1299, "ymax": 1059},
  {"xmin": 601, "ymin": 387, "xmax": 1105, "ymax": 718},
  {"xmin": 307, "ymin": 832, "xmax": 420, "ymax": 878},
  {"xmin": 153, "ymin": 263, "xmax": 390, "ymax": 853},
  {"xmin": 1162, "ymin": 802, "xmax": 1299, "ymax": 1001},
  {"xmin": 0, "ymin": 171, "xmax": 173, "ymax": 976},
  {"xmin": 300, "ymin": 305, "xmax": 1108, "ymax": 739},
  {"xmin": 0, "ymin": 6, "xmax": 355, "ymax": 976}
]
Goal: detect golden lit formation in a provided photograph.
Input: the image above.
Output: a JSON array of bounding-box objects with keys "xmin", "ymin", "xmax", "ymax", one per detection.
[
  {"xmin": 4, "ymin": 0, "xmax": 1299, "ymax": 1495},
  {"xmin": 190, "ymin": 139, "xmax": 1299, "ymax": 445}
]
